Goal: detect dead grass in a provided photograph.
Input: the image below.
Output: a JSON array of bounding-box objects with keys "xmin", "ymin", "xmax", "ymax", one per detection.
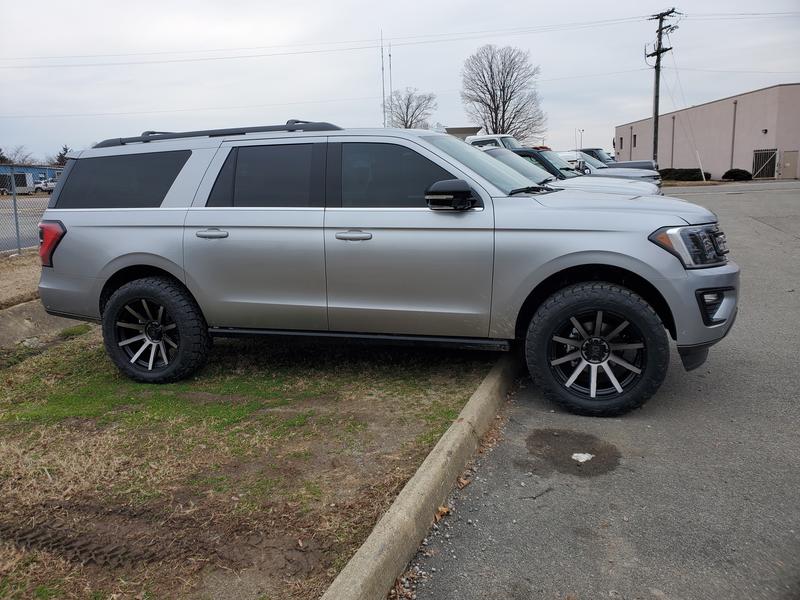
[
  {"xmin": 0, "ymin": 250, "xmax": 40, "ymax": 310},
  {"xmin": 0, "ymin": 330, "xmax": 494, "ymax": 599}
]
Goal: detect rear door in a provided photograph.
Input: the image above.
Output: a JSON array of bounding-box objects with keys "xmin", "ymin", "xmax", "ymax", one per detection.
[
  {"xmin": 184, "ymin": 138, "xmax": 327, "ymax": 330},
  {"xmin": 324, "ymin": 137, "xmax": 494, "ymax": 338}
]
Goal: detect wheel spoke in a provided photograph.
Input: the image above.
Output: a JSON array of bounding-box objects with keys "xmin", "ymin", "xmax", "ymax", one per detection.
[
  {"xmin": 116, "ymin": 321, "xmax": 144, "ymax": 331},
  {"xmin": 163, "ymin": 323, "xmax": 177, "ymax": 332},
  {"xmin": 609, "ymin": 342, "xmax": 645, "ymax": 351},
  {"xmin": 565, "ymin": 359, "xmax": 588, "ymax": 387},
  {"xmin": 158, "ymin": 341, "xmax": 169, "ymax": 365},
  {"xmin": 589, "ymin": 364, "xmax": 598, "ymax": 398},
  {"xmin": 141, "ymin": 299, "xmax": 154, "ymax": 321},
  {"xmin": 605, "ymin": 320, "xmax": 629, "ymax": 341},
  {"xmin": 608, "ymin": 353, "xmax": 642, "ymax": 374},
  {"xmin": 147, "ymin": 343, "xmax": 156, "ymax": 370},
  {"xmin": 594, "ymin": 311, "xmax": 603, "ymax": 335},
  {"xmin": 125, "ymin": 305, "xmax": 146, "ymax": 322},
  {"xmin": 130, "ymin": 340, "xmax": 151, "ymax": 363},
  {"xmin": 601, "ymin": 362, "xmax": 623, "ymax": 393},
  {"xmin": 163, "ymin": 335, "xmax": 178, "ymax": 349},
  {"xmin": 552, "ymin": 335, "xmax": 580, "ymax": 347},
  {"xmin": 550, "ymin": 351, "xmax": 581, "ymax": 366},
  {"xmin": 156, "ymin": 305, "xmax": 164, "ymax": 324},
  {"xmin": 118, "ymin": 333, "xmax": 146, "ymax": 347},
  {"xmin": 570, "ymin": 317, "xmax": 590, "ymax": 340}
]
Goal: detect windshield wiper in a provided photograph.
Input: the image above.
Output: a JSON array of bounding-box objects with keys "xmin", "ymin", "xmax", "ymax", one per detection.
[
  {"xmin": 540, "ymin": 177, "xmax": 555, "ymax": 184},
  {"xmin": 509, "ymin": 185, "xmax": 550, "ymax": 196}
]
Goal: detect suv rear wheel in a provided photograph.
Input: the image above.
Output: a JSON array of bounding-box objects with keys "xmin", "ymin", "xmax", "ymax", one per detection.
[
  {"xmin": 525, "ymin": 282, "xmax": 669, "ymax": 416},
  {"xmin": 101, "ymin": 276, "xmax": 210, "ymax": 383}
]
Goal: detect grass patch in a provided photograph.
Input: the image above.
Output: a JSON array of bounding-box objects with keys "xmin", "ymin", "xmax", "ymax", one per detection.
[
  {"xmin": 0, "ymin": 332, "xmax": 493, "ymax": 599},
  {"xmin": 57, "ymin": 323, "xmax": 92, "ymax": 339}
]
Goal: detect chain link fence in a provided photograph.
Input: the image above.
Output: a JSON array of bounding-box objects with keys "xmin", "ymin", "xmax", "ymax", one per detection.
[{"xmin": 0, "ymin": 165, "xmax": 50, "ymax": 254}]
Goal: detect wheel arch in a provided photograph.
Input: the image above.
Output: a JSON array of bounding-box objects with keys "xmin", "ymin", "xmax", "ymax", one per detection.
[
  {"xmin": 99, "ymin": 261, "xmax": 191, "ymax": 315},
  {"xmin": 513, "ymin": 263, "xmax": 676, "ymax": 341}
]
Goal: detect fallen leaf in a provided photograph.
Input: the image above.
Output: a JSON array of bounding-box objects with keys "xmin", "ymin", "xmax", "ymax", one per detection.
[
  {"xmin": 457, "ymin": 475, "xmax": 472, "ymax": 489},
  {"xmin": 434, "ymin": 505, "xmax": 450, "ymax": 522}
]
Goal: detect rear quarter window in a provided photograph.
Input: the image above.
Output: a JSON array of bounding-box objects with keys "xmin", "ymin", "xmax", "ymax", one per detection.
[{"xmin": 54, "ymin": 150, "xmax": 191, "ymax": 209}]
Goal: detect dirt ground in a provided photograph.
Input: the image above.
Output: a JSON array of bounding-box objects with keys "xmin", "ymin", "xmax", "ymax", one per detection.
[
  {"xmin": 0, "ymin": 251, "xmax": 40, "ymax": 310},
  {"xmin": 0, "ymin": 329, "xmax": 494, "ymax": 599}
]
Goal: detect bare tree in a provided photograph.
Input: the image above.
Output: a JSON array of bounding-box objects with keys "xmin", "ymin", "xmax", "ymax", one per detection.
[
  {"xmin": 386, "ymin": 87, "xmax": 438, "ymax": 129},
  {"xmin": 0, "ymin": 147, "xmax": 8, "ymax": 164},
  {"xmin": 7, "ymin": 145, "xmax": 35, "ymax": 165},
  {"xmin": 461, "ymin": 44, "xmax": 546, "ymax": 142}
]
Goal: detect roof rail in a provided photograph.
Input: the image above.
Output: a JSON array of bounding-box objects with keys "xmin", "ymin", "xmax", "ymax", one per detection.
[{"xmin": 93, "ymin": 119, "xmax": 342, "ymax": 148}]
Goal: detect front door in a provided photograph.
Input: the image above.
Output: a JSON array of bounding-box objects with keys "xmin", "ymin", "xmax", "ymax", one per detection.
[
  {"xmin": 323, "ymin": 138, "xmax": 494, "ymax": 338},
  {"xmin": 184, "ymin": 138, "xmax": 328, "ymax": 330}
]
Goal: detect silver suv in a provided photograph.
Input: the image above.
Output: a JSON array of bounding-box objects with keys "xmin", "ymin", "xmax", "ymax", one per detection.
[{"xmin": 38, "ymin": 120, "xmax": 739, "ymax": 416}]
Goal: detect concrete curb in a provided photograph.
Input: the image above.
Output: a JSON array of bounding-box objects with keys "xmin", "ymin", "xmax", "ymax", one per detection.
[{"xmin": 321, "ymin": 354, "xmax": 519, "ymax": 600}]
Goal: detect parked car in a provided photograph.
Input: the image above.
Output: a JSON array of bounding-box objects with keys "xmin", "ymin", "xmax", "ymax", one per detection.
[
  {"xmin": 34, "ymin": 178, "xmax": 57, "ymax": 193},
  {"xmin": 580, "ymin": 147, "xmax": 657, "ymax": 171},
  {"xmin": 465, "ymin": 134, "xmax": 524, "ymax": 150},
  {"xmin": 482, "ymin": 147, "xmax": 662, "ymax": 196},
  {"xmin": 559, "ymin": 151, "xmax": 662, "ymax": 186},
  {"xmin": 37, "ymin": 120, "xmax": 738, "ymax": 416}
]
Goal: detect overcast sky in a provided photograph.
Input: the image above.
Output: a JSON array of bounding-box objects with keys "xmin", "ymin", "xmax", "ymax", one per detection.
[{"xmin": 1, "ymin": 0, "xmax": 798, "ymax": 161}]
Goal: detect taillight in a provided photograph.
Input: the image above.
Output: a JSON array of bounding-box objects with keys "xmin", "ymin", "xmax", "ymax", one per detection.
[{"xmin": 38, "ymin": 220, "xmax": 66, "ymax": 267}]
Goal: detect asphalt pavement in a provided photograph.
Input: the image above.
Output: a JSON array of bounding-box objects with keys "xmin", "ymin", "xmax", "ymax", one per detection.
[{"xmin": 409, "ymin": 180, "xmax": 800, "ymax": 600}]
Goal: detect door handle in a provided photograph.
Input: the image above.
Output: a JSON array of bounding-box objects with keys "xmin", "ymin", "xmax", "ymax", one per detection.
[
  {"xmin": 335, "ymin": 230, "xmax": 372, "ymax": 241},
  {"xmin": 196, "ymin": 228, "xmax": 229, "ymax": 239}
]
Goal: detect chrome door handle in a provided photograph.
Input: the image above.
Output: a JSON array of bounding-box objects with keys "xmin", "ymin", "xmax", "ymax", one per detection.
[
  {"xmin": 335, "ymin": 230, "xmax": 372, "ymax": 241},
  {"xmin": 196, "ymin": 228, "xmax": 229, "ymax": 239}
]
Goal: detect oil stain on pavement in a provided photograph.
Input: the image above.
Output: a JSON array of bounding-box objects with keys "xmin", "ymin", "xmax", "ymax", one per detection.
[{"xmin": 524, "ymin": 428, "xmax": 620, "ymax": 477}]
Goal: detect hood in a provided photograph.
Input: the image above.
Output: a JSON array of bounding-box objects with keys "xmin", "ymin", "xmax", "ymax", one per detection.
[
  {"xmin": 535, "ymin": 190, "xmax": 717, "ymax": 225},
  {"xmin": 591, "ymin": 167, "xmax": 660, "ymax": 179},
  {"xmin": 555, "ymin": 176, "xmax": 659, "ymax": 196}
]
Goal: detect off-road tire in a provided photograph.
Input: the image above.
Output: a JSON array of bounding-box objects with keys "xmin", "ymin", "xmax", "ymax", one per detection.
[
  {"xmin": 102, "ymin": 276, "xmax": 211, "ymax": 383},
  {"xmin": 524, "ymin": 282, "xmax": 669, "ymax": 416}
]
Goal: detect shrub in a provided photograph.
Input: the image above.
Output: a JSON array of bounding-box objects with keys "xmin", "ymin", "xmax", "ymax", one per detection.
[
  {"xmin": 722, "ymin": 168, "xmax": 752, "ymax": 181},
  {"xmin": 659, "ymin": 168, "xmax": 712, "ymax": 181}
]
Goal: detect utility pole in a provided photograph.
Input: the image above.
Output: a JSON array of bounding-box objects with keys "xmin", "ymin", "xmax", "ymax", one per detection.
[
  {"xmin": 380, "ymin": 30, "xmax": 386, "ymax": 127},
  {"xmin": 646, "ymin": 8, "xmax": 679, "ymax": 163}
]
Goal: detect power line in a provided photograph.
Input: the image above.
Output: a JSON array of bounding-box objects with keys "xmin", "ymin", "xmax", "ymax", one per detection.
[
  {"xmin": 0, "ymin": 68, "xmax": 650, "ymax": 119},
  {"xmin": 0, "ymin": 17, "xmax": 646, "ymax": 69},
  {"xmin": 663, "ymin": 66, "xmax": 800, "ymax": 74},
  {"xmin": 1, "ymin": 16, "xmax": 647, "ymax": 62}
]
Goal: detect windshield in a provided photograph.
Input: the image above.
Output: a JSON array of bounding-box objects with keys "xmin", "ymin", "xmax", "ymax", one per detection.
[
  {"xmin": 577, "ymin": 151, "xmax": 608, "ymax": 169},
  {"xmin": 540, "ymin": 150, "xmax": 582, "ymax": 177},
  {"xmin": 501, "ymin": 137, "xmax": 523, "ymax": 149},
  {"xmin": 591, "ymin": 148, "xmax": 615, "ymax": 162},
  {"xmin": 485, "ymin": 148, "xmax": 551, "ymax": 184},
  {"xmin": 424, "ymin": 135, "xmax": 534, "ymax": 194}
]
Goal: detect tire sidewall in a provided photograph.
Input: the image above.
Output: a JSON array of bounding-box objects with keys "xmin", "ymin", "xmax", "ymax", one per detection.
[{"xmin": 525, "ymin": 284, "xmax": 669, "ymax": 416}]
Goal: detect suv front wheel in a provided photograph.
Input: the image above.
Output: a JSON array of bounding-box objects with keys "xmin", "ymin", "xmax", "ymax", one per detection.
[
  {"xmin": 525, "ymin": 282, "xmax": 669, "ymax": 416},
  {"xmin": 102, "ymin": 276, "xmax": 211, "ymax": 383}
]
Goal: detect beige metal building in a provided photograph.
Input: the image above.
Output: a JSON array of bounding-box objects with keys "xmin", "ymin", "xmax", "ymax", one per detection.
[{"xmin": 614, "ymin": 83, "xmax": 800, "ymax": 179}]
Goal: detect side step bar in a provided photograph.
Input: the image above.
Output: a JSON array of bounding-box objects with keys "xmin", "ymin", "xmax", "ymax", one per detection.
[{"xmin": 208, "ymin": 327, "xmax": 511, "ymax": 352}]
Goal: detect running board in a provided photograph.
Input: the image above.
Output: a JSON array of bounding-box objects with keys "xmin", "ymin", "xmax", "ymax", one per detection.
[{"xmin": 208, "ymin": 327, "xmax": 511, "ymax": 352}]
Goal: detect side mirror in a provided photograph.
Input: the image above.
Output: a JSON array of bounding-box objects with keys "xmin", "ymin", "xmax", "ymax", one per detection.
[{"xmin": 425, "ymin": 179, "xmax": 479, "ymax": 211}]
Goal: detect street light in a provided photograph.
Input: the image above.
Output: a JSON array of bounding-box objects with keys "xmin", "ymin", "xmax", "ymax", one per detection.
[{"xmin": 575, "ymin": 128, "xmax": 585, "ymax": 150}]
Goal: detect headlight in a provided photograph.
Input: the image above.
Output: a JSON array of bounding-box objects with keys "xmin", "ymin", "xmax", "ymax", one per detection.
[{"xmin": 649, "ymin": 224, "xmax": 729, "ymax": 268}]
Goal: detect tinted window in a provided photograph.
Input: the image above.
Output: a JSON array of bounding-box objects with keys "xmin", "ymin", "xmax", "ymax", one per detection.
[
  {"xmin": 206, "ymin": 149, "xmax": 236, "ymax": 207},
  {"xmin": 341, "ymin": 143, "xmax": 452, "ymax": 208},
  {"xmin": 237, "ymin": 144, "xmax": 314, "ymax": 207},
  {"xmin": 55, "ymin": 150, "xmax": 190, "ymax": 209}
]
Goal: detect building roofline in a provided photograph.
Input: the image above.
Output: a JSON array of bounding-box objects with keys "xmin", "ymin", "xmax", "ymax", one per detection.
[
  {"xmin": 615, "ymin": 82, "xmax": 800, "ymax": 128},
  {"xmin": 0, "ymin": 163, "xmax": 64, "ymax": 169}
]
